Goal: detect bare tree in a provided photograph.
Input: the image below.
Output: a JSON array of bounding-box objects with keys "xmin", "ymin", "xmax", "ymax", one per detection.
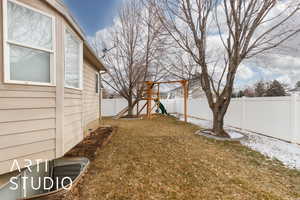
[
  {"xmin": 163, "ymin": 46, "xmax": 198, "ymax": 91},
  {"xmin": 152, "ymin": 0, "xmax": 300, "ymax": 137},
  {"xmin": 93, "ymin": 0, "xmax": 167, "ymax": 116}
]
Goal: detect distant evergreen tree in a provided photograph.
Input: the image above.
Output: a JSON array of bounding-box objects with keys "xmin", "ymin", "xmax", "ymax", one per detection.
[
  {"xmin": 237, "ymin": 90, "xmax": 244, "ymax": 97},
  {"xmin": 231, "ymin": 92, "xmax": 237, "ymax": 98},
  {"xmin": 296, "ymin": 81, "xmax": 300, "ymax": 88},
  {"xmin": 254, "ymin": 81, "xmax": 266, "ymax": 97},
  {"xmin": 265, "ymin": 80, "xmax": 287, "ymax": 97}
]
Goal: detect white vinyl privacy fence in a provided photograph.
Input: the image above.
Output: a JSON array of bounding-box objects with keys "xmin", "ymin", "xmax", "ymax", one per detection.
[
  {"xmin": 102, "ymin": 95, "xmax": 300, "ymax": 144},
  {"xmin": 102, "ymin": 99, "xmax": 147, "ymax": 116}
]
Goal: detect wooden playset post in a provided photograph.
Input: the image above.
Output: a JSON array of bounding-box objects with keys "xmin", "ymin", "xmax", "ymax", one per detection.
[
  {"xmin": 136, "ymin": 101, "xmax": 139, "ymax": 116},
  {"xmin": 142, "ymin": 80, "xmax": 188, "ymax": 121},
  {"xmin": 181, "ymin": 80, "xmax": 188, "ymax": 123},
  {"xmin": 157, "ymin": 83, "xmax": 160, "ymax": 101},
  {"xmin": 146, "ymin": 81, "xmax": 153, "ymax": 119}
]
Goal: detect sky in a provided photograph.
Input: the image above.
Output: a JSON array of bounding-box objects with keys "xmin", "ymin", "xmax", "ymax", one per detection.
[
  {"xmin": 63, "ymin": 0, "xmax": 121, "ymax": 37},
  {"xmin": 64, "ymin": 0, "xmax": 300, "ymax": 90}
]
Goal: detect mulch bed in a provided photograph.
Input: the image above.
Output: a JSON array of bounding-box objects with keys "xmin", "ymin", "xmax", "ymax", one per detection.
[{"xmin": 66, "ymin": 126, "xmax": 115, "ymax": 160}]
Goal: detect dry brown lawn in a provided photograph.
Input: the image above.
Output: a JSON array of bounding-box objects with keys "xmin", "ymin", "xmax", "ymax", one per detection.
[{"xmin": 80, "ymin": 115, "xmax": 300, "ymax": 200}]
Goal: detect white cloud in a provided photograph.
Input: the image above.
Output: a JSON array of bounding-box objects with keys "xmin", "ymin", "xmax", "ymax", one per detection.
[
  {"xmin": 92, "ymin": 0, "xmax": 300, "ymax": 88},
  {"xmin": 237, "ymin": 64, "xmax": 254, "ymax": 80},
  {"xmin": 253, "ymin": 53, "xmax": 300, "ymax": 86},
  {"xmin": 276, "ymin": 75, "xmax": 292, "ymax": 85}
]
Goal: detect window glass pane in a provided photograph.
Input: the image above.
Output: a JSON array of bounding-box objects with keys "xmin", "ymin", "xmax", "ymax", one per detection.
[
  {"xmin": 65, "ymin": 31, "xmax": 81, "ymax": 88},
  {"xmin": 8, "ymin": 1, "xmax": 53, "ymax": 50},
  {"xmin": 9, "ymin": 44, "xmax": 50, "ymax": 83}
]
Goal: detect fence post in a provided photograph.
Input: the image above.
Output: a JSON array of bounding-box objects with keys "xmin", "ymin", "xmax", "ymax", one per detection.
[
  {"xmin": 291, "ymin": 94, "xmax": 298, "ymax": 143},
  {"xmin": 114, "ymin": 99, "xmax": 117, "ymax": 115},
  {"xmin": 241, "ymin": 96, "xmax": 246, "ymax": 131},
  {"xmin": 99, "ymin": 88, "xmax": 103, "ymax": 121}
]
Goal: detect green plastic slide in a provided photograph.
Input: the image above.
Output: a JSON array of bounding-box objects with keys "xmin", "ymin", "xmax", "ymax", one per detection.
[{"xmin": 154, "ymin": 99, "xmax": 168, "ymax": 115}]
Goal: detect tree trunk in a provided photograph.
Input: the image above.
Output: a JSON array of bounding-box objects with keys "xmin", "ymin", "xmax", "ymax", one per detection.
[
  {"xmin": 199, "ymin": 64, "xmax": 234, "ymax": 138},
  {"xmin": 127, "ymin": 97, "xmax": 134, "ymax": 116},
  {"xmin": 212, "ymin": 109, "xmax": 230, "ymax": 138}
]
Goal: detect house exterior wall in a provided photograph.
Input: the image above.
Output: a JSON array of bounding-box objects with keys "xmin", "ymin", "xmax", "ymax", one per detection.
[
  {"xmin": 63, "ymin": 88, "xmax": 84, "ymax": 153},
  {"xmin": 0, "ymin": 0, "xmax": 101, "ymax": 175},
  {"xmin": 83, "ymin": 61, "xmax": 100, "ymax": 129}
]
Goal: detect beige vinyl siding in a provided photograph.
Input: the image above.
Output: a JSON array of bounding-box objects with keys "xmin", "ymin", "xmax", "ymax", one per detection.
[
  {"xmin": 83, "ymin": 61, "xmax": 100, "ymax": 128},
  {"xmin": 0, "ymin": 0, "xmax": 103, "ymax": 176},
  {"xmin": 63, "ymin": 88, "xmax": 83, "ymax": 153},
  {"xmin": 0, "ymin": 129, "xmax": 55, "ymax": 149},
  {"xmin": 0, "ymin": 98, "xmax": 56, "ymax": 109},
  {"xmin": 0, "ymin": 0, "xmax": 58, "ymax": 175},
  {"xmin": 0, "ymin": 108, "xmax": 55, "ymax": 123},
  {"xmin": 0, "ymin": 89, "xmax": 56, "ymax": 174}
]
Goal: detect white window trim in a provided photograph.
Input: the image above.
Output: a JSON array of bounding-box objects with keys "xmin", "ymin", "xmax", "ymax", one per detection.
[
  {"xmin": 64, "ymin": 26, "xmax": 83, "ymax": 90},
  {"xmin": 3, "ymin": 0, "xmax": 56, "ymax": 86}
]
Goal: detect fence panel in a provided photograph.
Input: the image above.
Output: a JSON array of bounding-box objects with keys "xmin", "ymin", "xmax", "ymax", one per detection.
[
  {"xmin": 102, "ymin": 95, "xmax": 299, "ymax": 144},
  {"xmin": 225, "ymin": 99, "xmax": 243, "ymax": 128},
  {"xmin": 187, "ymin": 98, "xmax": 212, "ymax": 120},
  {"xmin": 102, "ymin": 99, "xmax": 148, "ymax": 116},
  {"xmin": 243, "ymin": 97, "xmax": 292, "ymax": 141},
  {"xmin": 161, "ymin": 99, "xmax": 176, "ymax": 113},
  {"xmin": 295, "ymin": 96, "xmax": 300, "ymax": 143},
  {"xmin": 102, "ymin": 99, "xmax": 116, "ymax": 116}
]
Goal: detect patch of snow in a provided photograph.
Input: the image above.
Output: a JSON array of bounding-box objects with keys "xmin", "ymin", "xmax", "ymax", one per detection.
[
  {"xmin": 227, "ymin": 130, "xmax": 244, "ymax": 139},
  {"xmin": 180, "ymin": 117, "xmax": 243, "ymax": 139},
  {"xmin": 240, "ymin": 130, "xmax": 300, "ymax": 170},
  {"xmin": 178, "ymin": 115, "xmax": 300, "ymax": 170}
]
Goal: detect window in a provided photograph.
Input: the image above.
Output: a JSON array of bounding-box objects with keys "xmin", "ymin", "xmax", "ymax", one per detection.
[
  {"xmin": 64, "ymin": 29, "xmax": 83, "ymax": 89},
  {"xmin": 95, "ymin": 73, "xmax": 99, "ymax": 93},
  {"xmin": 4, "ymin": 0, "xmax": 55, "ymax": 85}
]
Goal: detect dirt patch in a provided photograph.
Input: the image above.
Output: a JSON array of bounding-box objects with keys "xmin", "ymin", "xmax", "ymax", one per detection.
[
  {"xmin": 121, "ymin": 115, "xmax": 140, "ymax": 118},
  {"xmin": 79, "ymin": 115, "xmax": 300, "ymax": 200},
  {"xmin": 66, "ymin": 126, "xmax": 115, "ymax": 160}
]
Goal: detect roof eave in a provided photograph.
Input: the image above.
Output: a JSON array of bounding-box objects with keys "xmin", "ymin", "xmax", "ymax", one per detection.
[
  {"xmin": 83, "ymin": 43, "xmax": 106, "ymax": 71},
  {"xmin": 44, "ymin": 0, "xmax": 107, "ymax": 72}
]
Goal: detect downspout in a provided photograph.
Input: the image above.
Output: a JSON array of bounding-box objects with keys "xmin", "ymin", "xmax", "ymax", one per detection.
[{"xmin": 99, "ymin": 71, "xmax": 106, "ymax": 122}]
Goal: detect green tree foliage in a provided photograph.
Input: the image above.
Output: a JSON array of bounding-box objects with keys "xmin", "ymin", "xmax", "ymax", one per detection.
[
  {"xmin": 254, "ymin": 81, "xmax": 267, "ymax": 97},
  {"xmin": 237, "ymin": 90, "xmax": 245, "ymax": 97},
  {"xmin": 231, "ymin": 90, "xmax": 245, "ymax": 98},
  {"xmin": 265, "ymin": 80, "xmax": 287, "ymax": 97}
]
